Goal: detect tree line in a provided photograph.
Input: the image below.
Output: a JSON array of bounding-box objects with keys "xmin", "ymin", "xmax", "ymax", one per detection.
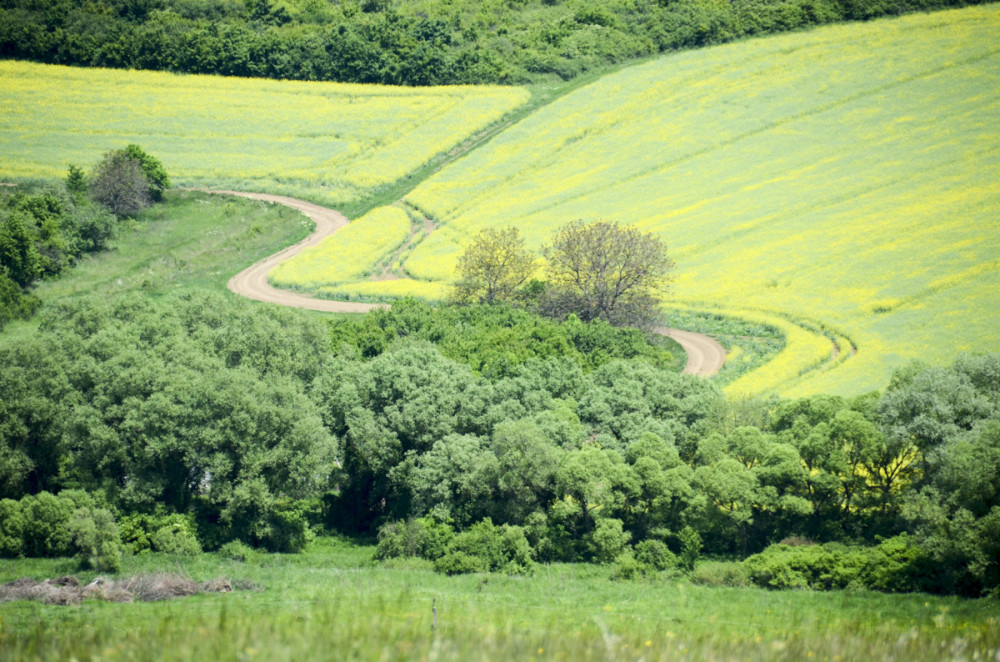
[
  {"xmin": 0, "ymin": 0, "xmax": 985, "ymax": 86},
  {"xmin": 2, "ymin": 290, "xmax": 997, "ymax": 596}
]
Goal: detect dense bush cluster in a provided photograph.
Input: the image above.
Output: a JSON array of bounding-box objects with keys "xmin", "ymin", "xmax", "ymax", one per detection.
[
  {"xmin": 0, "ymin": 0, "xmax": 985, "ymax": 86},
  {"xmin": 2, "ymin": 284, "xmax": 997, "ymax": 595}
]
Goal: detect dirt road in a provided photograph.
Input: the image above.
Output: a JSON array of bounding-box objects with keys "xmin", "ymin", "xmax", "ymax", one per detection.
[{"xmin": 214, "ymin": 190, "xmax": 726, "ymax": 377}]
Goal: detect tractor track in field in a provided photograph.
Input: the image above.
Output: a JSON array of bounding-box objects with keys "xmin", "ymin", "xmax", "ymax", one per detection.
[{"xmin": 210, "ymin": 190, "xmax": 726, "ymax": 377}]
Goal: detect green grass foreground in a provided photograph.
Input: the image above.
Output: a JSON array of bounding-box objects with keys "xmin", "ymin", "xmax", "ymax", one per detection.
[{"xmin": 1, "ymin": 537, "xmax": 997, "ymax": 661}]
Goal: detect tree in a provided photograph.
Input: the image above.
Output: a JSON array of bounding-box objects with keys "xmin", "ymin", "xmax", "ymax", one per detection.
[
  {"xmin": 122, "ymin": 144, "xmax": 171, "ymax": 202},
  {"xmin": 65, "ymin": 164, "xmax": 87, "ymax": 199},
  {"xmin": 452, "ymin": 226, "xmax": 536, "ymax": 304},
  {"xmin": 542, "ymin": 220, "xmax": 674, "ymax": 331},
  {"xmin": 89, "ymin": 150, "xmax": 151, "ymax": 216}
]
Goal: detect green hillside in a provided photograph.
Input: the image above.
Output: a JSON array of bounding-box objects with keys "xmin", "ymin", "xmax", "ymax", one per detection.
[{"xmin": 380, "ymin": 5, "xmax": 1000, "ymax": 397}]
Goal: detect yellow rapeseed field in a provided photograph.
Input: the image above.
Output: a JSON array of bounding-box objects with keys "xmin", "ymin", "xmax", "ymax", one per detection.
[
  {"xmin": 394, "ymin": 5, "xmax": 1000, "ymax": 396},
  {"xmin": 0, "ymin": 61, "xmax": 528, "ymax": 206}
]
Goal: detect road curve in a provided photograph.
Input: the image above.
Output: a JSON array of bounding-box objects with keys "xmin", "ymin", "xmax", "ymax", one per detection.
[
  {"xmin": 657, "ymin": 328, "xmax": 727, "ymax": 377},
  {"xmin": 212, "ymin": 190, "xmax": 725, "ymax": 376}
]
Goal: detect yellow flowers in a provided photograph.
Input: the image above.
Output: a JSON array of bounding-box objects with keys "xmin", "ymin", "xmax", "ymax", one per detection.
[
  {"xmin": 0, "ymin": 61, "xmax": 528, "ymax": 207},
  {"xmin": 270, "ymin": 206, "xmax": 411, "ymax": 290},
  {"xmin": 395, "ymin": 6, "xmax": 1000, "ymax": 395}
]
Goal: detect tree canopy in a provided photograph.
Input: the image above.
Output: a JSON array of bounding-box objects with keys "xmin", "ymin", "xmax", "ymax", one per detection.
[
  {"xmin": 542, "ymin": 220, "xmax": 674, "ymax": 331},
  {"xmin": 452, "ymin": 226, "xmax": 536, "ymax": 305}
]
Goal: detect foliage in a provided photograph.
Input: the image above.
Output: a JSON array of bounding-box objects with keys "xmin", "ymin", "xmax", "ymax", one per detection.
[
  {"xmin": 0, "ymin": 291, "xmax": 335, "ymax": 551},
  {"xmin": 326, "ymin": 298, "xmax": 676, "ymax": 375},
  {"xmin": 88, "ymin": 149, "xmax": 151, "ymax": 217},
  {"xmin": 452, "ymin": 226, "xmax": 537, "ymax": 304},
  {"xmin": 689, "ymin": 560, "xmax": 751, "ymax": 587},
  {"xmin": 541, "ymin": 220, "xmax": 674, "ymax": 331},
  {"xmin": 0, "ymin": 0, "xmax": 984, "ymax": 87},
  {"xmin": 0, "ymin": 491, "xmax": 123, "ymax": 571},
  {"xmin": 123, "ymin": 144, "xmax": 171, "ymax": 202},
  {"xmin": 433, "ymin": 519, "xmax": 534, "ymax": 575},
  {"xmin": 3, "ymin": 185, "xmax": 1000, "ymax": 594}
]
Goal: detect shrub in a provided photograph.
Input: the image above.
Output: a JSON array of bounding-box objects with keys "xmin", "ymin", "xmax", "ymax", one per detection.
[
  {"xmin": 435, "ymin": 551, "xmax": 488, "ymax": 575},
  {"xmin": 689, "ymin": 560, "xmax": 751, "ymax": 588},
  {"xmin": 375, "ymin": 516, "xmax": 455, "ymax": 561},
  {"xmin": 69, "ymin": 507, "xmax": 124, "ymax": 572},
  {"xmin": 89, "ymin": 149, "xmax": 151, "ymax": 217},
  {"xmin": 257, "ymin": 501, "xmax": 316, "ymax": 553},
  {"xmin": 148, "ymin": 515, "xmax": 203, "ymax": 556},
  {"xmin": 589, "ymin": 518, "xmax": 630, "ymax": 564},
  {"xmin": 611, "ymin": 550, "xmax": 645, "ymax": 581},
  {"xmin": 634, "ymin": 539, "xmax": 678, "ymax": 571},
  {"xmin": 678, "ymin": 526, "xmax": 702, "ymax": 571},
  {"xmin": 0, "ymin": 498, "xmax": 26, "ymax": 557},
  {"xmin": 217, "ymin": 540, "xmax": 258, "ymax": 564},
  {"xmin": 21, "ymin": 492, "xmax": 76, "ymax": 557},
  {"xmin": 433, "ymin": 519, "xmax": 534, "ymax": 575}
]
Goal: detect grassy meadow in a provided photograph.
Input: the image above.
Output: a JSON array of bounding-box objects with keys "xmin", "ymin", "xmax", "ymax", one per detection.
[
  {"xmin": 2, "ymin": 538, "xmax": 999, "ymax": 662},
  {"xmin": 0, "ymin": 61, "xmax": 528, "ymax": 208},
  {"xmin": 0, "ymin": 190, "xmax": 317, "ymax": 342},
  {"xmin": 331, "ymin": 4, "xmax": 1000, "ymax": 398}
]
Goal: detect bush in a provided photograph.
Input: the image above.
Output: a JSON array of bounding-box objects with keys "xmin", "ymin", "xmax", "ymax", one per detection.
[
  {"xmin": 151, "ymin": 519, "xmax": 203, "ymax": 556},
  {"xmin": 256, "ymin": 501, "xmax": 316, "ymax": 553},
  {"xmin": 634, "ymin": 539, "xmax": 678, "ymax": 571},
  {"xmin": 689, "ymin": 560, "xmax": 751, "ymax": 587},
  {"xmin": 21, "ymin": 492, "xmax": 76, "ymax": 557},
  {"xmin": 611, "ymin": 550, "xmax": 645, "ymax": 581},
  {"xmin": 678, "ymin": 526, "xmax": 702, "ymax": 571},
  {"xmin": 122, "ymin": 145, "xmax": 170, "ymax": 202},
  {"xmin": 433, "ymin": 519, "xmax": 534, "ymax": 575},
  {"xmin": 217, "ymin": 540, "xmax": 258, "ymax": 564},
  {"xmin": 745, "ymin": 543, "xmax": 873, "ymax": 590},
  {"xmin": 89, "ymin": 149, "xmax": 151, "ymax": 217},
  {"xmin": 435, "ymin": 551, "xmax": 488, "ymax": 575},
  {"xmin": 0, "ymin": 498, "xmax": 26, "ymax": 557},
  {"xmin": 375, "ymin": 517, "xmax": 454, "ymax": 561},
  {"xmin": 69, "ymin": 507, "xmax": 124, "ymax": 572},
  {"xmin": 589, "ymin": 518, "xmax": 631, "ymax": 564}
]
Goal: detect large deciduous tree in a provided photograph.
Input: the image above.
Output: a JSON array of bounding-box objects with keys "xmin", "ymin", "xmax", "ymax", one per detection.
[
  {"xmin": 89, "ymin": 149, "xmax": 151, "ymax": 217},
  {"xmin": 452, "ymin": 226, "xmax": 537, "ymax": 304},
  {"xmin": 542, "ymin": 220, "xmax": 674, "ymax": 331}
]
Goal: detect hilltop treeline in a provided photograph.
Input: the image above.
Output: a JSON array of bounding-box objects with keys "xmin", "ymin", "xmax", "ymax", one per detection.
[
  {"xmin": 2, "ymin": 292, "xmax": 998, "ymax": 595},
  {"xmin": 0, "ymin": 0, "xmax": 986, "ymax": 85}
]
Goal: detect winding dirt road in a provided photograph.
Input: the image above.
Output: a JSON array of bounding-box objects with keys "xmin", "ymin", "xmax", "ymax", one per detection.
[{"xmin": 216, "ymin": 191, "xmax": 726, "ymax": 377}]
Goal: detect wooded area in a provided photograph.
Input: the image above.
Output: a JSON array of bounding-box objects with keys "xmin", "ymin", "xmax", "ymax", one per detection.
[{"xmin": 0, "ymin": 0, "xmax": 986, "ymax": 86}]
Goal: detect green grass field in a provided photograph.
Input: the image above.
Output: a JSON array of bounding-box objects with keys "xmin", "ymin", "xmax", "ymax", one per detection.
[
  {"xmin": 378, "ymin": 5, "xmax": 1000, "ymax": 397},
  {"xmin": 2, "ymin": 537, "xmax": 998, "ymax": 661},
  {"xmin": 0, "ymin": 190, "xmax": 319, "ymax": 342},
  {"xmin": 0, "ymin": 61, "xmax": 527, "ymax": 208}
]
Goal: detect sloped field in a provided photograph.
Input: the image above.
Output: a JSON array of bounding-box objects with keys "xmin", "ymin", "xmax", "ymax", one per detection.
[
  {"xmin": 392, "ymin": 5, "xmax": 1000, "ymax": 396},
  {"xmin": 0, "ymin": 62, "xmax": 527, "ymax": 207}
]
